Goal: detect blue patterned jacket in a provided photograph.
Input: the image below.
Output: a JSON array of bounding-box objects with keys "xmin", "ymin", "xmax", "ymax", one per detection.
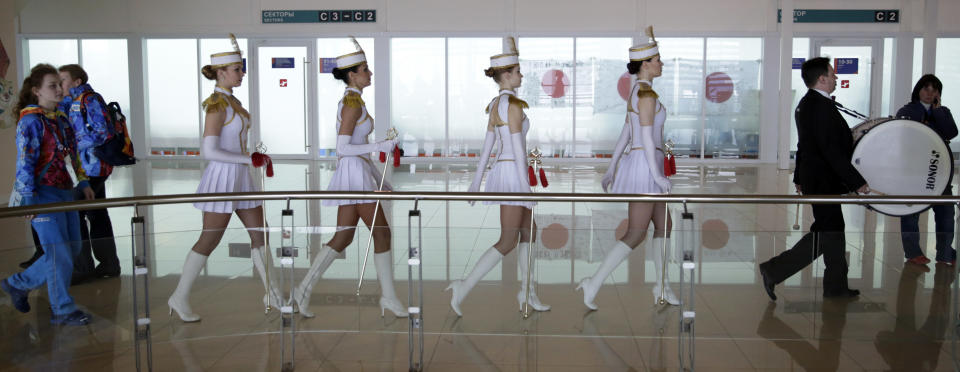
[
  {"xmin": 62, "ymin": 84, "xmax": 114, "ymax": 177},
  {"xmin": 15, "ymin": 105, "xmax": 89, "ymax": 206}
]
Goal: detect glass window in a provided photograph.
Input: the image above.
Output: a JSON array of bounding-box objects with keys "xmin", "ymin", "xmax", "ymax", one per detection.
[
  {"xmin": 936, "ymin": 39, "xmax": 960, "ymax": 117},
  {"xmin": 574, "ymin": 37, "xmax": 632, "ymax": 158},
  {"xmin": 789, "ymin": 38, "xmax": 810, "ymax": 155},
  {"xmin": 913, "ymin": 38, "xmax": 924, "ymax": 85},
  {"xmin": 448, "ymin": 38, "xmax": 500, "ymax": 157},
  {"xmin": 654, "ymin": 37, "xmax": 704, "ymax": 158},
  {"xmin": 519, "ymin": 38, "xmax": 574, "ymax": 158},
  {"xmin": 145, "ymin": 39, "xmax": 199, "ymax": 154},
  {"xmin": 391, "ymin": 38, "xmax": 445, "ymax": 158},
  {"xmin": 316, "ymin": 38, "xmax": 375, "ymax": 156},
  {"xmin": 26, "ymin": 39, "xmax": 78, "ymax": 68},
  {"xmin": 704, "ymin": 38, "xmax": 762, "ymax": 159},
  {"xmin": 80, "ymin": 39, "xmax": 130, "ymax": 135}
]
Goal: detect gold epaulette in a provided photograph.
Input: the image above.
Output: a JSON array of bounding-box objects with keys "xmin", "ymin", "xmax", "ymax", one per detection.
[
  {"xmin": 508, "ymin": 95, "xmax": 529, "ymax": 109},
  {"xmin": 202, "ymin": 93, "xmax": 229, "ymax": 114},
  {"xmin": 342, "ymin": 94, "xmax": 365, "ymax": 108},
  {"xmin": 637, "ymin": 83, "xmax": 659, "ymax": 100}
]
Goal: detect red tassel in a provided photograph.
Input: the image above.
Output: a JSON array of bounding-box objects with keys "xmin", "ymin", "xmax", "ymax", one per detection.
[
  {"xmin": 392, "ymin": 145, "xmax": 401, "ymax": 167},
  {"xmin": 664, "ymin": 155, "xmax": 676, "ymax": 177},
  {"xmin": 379, "ymin": 151, "xmax": 386, "ymax": 163},
  {"xmin": 265, "ymin": 159, "xmax": 274, "ymax": 178},
  {"xmin": 527, "ymin": 165, "xmax": 537, "ymax": 186},
  {"xmin": 538, "ymin": 168, "xmax": 548, "ymax": 188}
]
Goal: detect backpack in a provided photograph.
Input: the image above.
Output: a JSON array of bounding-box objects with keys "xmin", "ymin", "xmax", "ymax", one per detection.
[{"xmin": 80, "ymin": 93, "xmax": 136, "ymax": 166}]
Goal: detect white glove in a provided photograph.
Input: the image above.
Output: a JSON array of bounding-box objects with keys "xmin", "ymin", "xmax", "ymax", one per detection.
[
  {"xmin": 640, "ymin": 125, "xmax": 671, "ymax": 193},
  {"xmin": 337, "ymin": 135, "xmax": 389, "ymax": 156},
  {"xmin": 375, "ymin": 139, "xmax": 397, "ymax": 153},
  {"xmin": 601, "ymin": 172, "xmax": 614, "ymax": 193},
  {"xmin": 510, "ymin": 132, "xmax": 529, "ymax": 187},
  {"xmin": 201, "ymin": 136, "xmax": 252, "ymax": 164},
  {"xmin": 603, "ymin": 121, "xmax": 631, "ymax": 193},
  {"xmin": 468, "ymin": 131, "xmax": 497, "ymax": 206}
]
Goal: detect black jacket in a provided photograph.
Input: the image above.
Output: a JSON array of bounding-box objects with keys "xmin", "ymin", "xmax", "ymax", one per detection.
[
  {"xmin": 793, "ymin": 90, "xmax": 867, "ymax": 194},
  {"xmin": 895, "ymin": 101, "xmax": 957, "ymax": 146}
]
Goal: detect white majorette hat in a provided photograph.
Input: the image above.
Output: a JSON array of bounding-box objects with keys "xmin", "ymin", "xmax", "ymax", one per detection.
[
  {"xmin": 336, "ymin": 37, "xmax": 367, "ymax": 70},
  {"xmin": 489, "ymin": 36, "xmax": 519, "ymax": 69},
  {"xmin": 206, "ymin": 33, "xmax": 243, "ymax": 69},
  {"xmin": 629, "ymin": 26, "xmax": 659, "ymax": 62}
]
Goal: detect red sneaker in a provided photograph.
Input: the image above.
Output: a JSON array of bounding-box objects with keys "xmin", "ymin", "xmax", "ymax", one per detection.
[{"xmin": 906, "ymin": 256, "xmax": 931, "ymax": 265}]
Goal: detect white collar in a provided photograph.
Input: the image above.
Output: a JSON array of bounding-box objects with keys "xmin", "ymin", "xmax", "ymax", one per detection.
[
  {"xmin": 637, "ymin": 79, "xmax": 653, "ymax": 86},
  {"xmin": 921, "ymin": 102, "xmax": 932, "ymax": 111},
  {"xmin": 813, "ymin": 88, "xmax": 831, "ymax": 99},
  {"xmin": 499, "ymin": 89, "xmax": 516, "ymax": 96},
  {"xmin": 345, "ymin": 87, "xmax": 362, "ymax": 95},
  {"xmin": 215, "ymin": 86, "xmax": 233, "ymax": 96}
]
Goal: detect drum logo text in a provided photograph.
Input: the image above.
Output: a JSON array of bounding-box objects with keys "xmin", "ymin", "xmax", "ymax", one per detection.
[{"xmin": 927, "ymin": 150, "xmax": 941, "ymax": 190}]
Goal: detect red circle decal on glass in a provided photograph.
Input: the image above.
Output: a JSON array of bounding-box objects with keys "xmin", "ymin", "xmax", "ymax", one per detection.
[
  {"xmin": 541, "ymin": 69, "xmax": 570, "ymax": 99},
  {"xmin": 617, "ymin": 72, "xmax": 632, "ymax": 101},
  {"xmin": 705, "ymin": 72, "xmax": 734, "ymax": 103},
  {"xmin": 542, "ymin": 223, "xmax": 569, "ymax": 250}
]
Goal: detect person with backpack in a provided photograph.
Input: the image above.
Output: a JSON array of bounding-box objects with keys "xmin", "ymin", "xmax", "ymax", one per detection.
[
  {"xmin": 57, "ymin": 64, "xmax": 120, "ymax": 282},
  {"xmin": 1, "ymin": 64, "xmax": 93, "ymax": 325}
]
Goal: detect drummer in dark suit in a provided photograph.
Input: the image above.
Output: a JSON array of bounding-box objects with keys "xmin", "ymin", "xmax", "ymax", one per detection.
[
  {"xmin": 897, "ymin": 74, "xmax": 958, "ymax": 267},
  {"xmin": 759, "ymin": 57, "xmax": 870, "ymax": 300}
]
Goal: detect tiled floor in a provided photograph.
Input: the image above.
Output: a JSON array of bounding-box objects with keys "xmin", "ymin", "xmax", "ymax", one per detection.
[{"xmin": 1, "ymin": 160, "xmax": 959, "ymax": 371}]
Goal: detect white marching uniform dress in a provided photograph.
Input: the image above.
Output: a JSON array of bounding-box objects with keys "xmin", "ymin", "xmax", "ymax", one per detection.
[
  {"xmin": 482, "ymin": 90, "xmax": 534, "ymax": 209},
  {"xmin": 194, "ymin": 87, "xmax": 261, "ymax": 213},
  {"xmin": 323, "ymin": 87, "xmax": 390, "ymax": 207},
  {"xmin": 609, "ymin": 80, "xmax": 670, "ymax": 194}
]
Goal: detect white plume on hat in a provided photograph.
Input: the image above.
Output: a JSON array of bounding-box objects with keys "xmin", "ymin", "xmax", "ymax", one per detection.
[
  {"xmin": 206, "ymin": 33, "xmax": 243, "ymax": 69},
  {"xmin": 629, "ymin": 26, "xmax": 659, "ymax": 62},
  {"xmin": 336, "ymin": 36, "xmax": 367, "ymax": 69},
  {"xmin": 490, "ymin": 36, "xmax": 520, "ymax": 69}
]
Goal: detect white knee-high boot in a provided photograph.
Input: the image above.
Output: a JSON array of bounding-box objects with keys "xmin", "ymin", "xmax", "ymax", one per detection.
[
  {"xmin": 374, "ymin": 250, "xmax": 408, "ymax": 317},
  {"xmin": 577, "ymin": 241, "xmax": 631, "ymax": 310},
  {"xmin": 168, "ymin": 250, "xmax": 206, "ymax": 322},
  {"xmin": 251, "ymin": 246, "xmax": 282, "ymax": 309},
  {"xmin": 651, "ymin": 237, "xmax": 679, "ymax": 305},
  {"xmin": 294, "ymin": 245, "xmax": 337, "ymax": 318},
  {"xmin": 517, "ymin": 242, "xmax": 550, "ymax": 311},
  {"xmin": 446, "ymin": 247, "xmax": 504, "ymax": 317}
]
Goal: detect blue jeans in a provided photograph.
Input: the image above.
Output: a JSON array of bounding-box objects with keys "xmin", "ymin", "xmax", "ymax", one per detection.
[
  {"xmin": 900, "ymin": 187, "xmax": 957, "ymax": 262},
  {"xmin": 7, "ymin": 185, "xmax": 82, "ymax": 315}
]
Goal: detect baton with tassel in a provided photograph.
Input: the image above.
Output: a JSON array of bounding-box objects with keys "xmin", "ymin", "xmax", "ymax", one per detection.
[
  {"xmin": 255, "ymin": 142, "xmax": 276, "ymax": 313},
  {"xmin": 521, "ymin": 147, "xmax": 548, "ymax": 318},
  {"xmin": 656, "ymin": 141, "xmax": 672, "ymax": 306},
  {"xmin": 356, "ymin": 128, "xmax": 400, "ymax": 295}
]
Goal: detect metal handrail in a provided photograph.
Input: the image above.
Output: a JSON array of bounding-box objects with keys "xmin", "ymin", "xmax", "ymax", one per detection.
[{"xmin": 2, "ymin": 191, "xmax": 959, "ymax": 219}]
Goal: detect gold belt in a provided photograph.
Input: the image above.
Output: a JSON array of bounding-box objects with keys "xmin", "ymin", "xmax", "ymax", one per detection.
[
  {"xmin": 496, "ymin": 158, "xmax": 523, "ymax": 162},
  {"xmin": 630, "ymin": 147, "xmax": 663, "ymax": 152}
]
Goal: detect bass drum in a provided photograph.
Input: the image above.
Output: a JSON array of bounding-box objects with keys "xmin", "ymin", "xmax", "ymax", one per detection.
[{"xmin": 851, "ymin": 118, "xmax": 953, "ymax": 216}]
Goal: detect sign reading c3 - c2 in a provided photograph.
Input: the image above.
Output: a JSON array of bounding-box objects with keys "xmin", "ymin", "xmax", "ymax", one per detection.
[{"xmin": 262, "ymin": 10, "xmax": 376, "ymax": 24}]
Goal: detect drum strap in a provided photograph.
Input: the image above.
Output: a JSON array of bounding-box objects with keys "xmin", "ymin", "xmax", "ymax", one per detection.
[{"xmin": 833, "ymin": 101, "xmax": 869, "ymax": 120}]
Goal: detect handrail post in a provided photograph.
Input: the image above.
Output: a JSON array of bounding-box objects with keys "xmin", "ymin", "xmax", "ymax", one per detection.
[{"xmin": 130, "ymin": 204, "xmax": 153, "ymax": 371}]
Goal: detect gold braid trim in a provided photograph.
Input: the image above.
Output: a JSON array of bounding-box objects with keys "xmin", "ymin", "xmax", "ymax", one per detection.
[
  {"xmin": 637, "ymin": 83, "xmax": 659, "ymax": 100},
  {"xmin": 342, "ymin": 94, "xmax": 365, "ymax": 108},
  {"xmin": 202, "ymin": 93, "xmax": 230, "ymax": 114},
  {"xmin": 508, "ymin": 95, "xmax": 529, "ymax": 109}
]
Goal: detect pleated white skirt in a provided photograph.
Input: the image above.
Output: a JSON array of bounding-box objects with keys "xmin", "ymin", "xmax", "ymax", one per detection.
[
  {"xmin": 193, "ymin": 161, "xmax": 262, "ymax": 213},
  {"xmin": 323, "ymin": 156, "xmax": 391, "ymax": 207},
  {"xmin": 610, "ymin": 150, "xmax": 669, "ymax": 194},
  {"xmin": 483, "ymin": 159, "xmax": 535, "ymax": 209}
]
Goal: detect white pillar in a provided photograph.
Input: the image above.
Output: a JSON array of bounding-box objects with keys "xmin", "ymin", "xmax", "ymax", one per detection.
[{"xmin": 777, "ymin": 0, "xmax": 794, "ymax": 170}]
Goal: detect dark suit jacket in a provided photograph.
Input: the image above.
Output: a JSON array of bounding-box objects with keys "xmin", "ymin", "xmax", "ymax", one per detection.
[{"xmin": 792, "ymin": 90, "xmax": 867, "ymax": 195}]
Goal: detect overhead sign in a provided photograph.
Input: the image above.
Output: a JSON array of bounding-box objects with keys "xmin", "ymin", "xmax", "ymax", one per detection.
[
  {"xmin": 262, "ymin": 10, "xmax": 376, "ymax": 24},
  {"xmin": 834, "ymin": 58, "xmax": 859, "ymax": 74},
  {"xmin": 792, "ymin": 58, "xmax": 805, "ymax": 70},
  {"xmin": 272, "ymin": 57, "xmax": 295, "ymax": 69},
  {"xmin": 778, "ymin": 9, "xmax": 899, "ymax": 23}
]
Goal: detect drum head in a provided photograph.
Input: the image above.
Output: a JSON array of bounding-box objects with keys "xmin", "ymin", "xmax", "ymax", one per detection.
[{"xmin": 851, "ymin": 119, "xmax": 953, "ymax": 216}]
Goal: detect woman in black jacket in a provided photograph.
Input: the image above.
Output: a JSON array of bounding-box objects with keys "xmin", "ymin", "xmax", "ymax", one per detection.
[{"xmin": 898, "ymin": 74, "xmax": 958, "ymax": 266}]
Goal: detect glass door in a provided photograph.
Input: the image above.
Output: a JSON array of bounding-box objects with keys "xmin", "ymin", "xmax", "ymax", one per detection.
[
  {"xmin": 813, "ymin": 39, "xmax": 883, "ymax": 124},
  {"xmin": 254, "ymin": 41, "xmax": 314, "ymax": 158}
]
